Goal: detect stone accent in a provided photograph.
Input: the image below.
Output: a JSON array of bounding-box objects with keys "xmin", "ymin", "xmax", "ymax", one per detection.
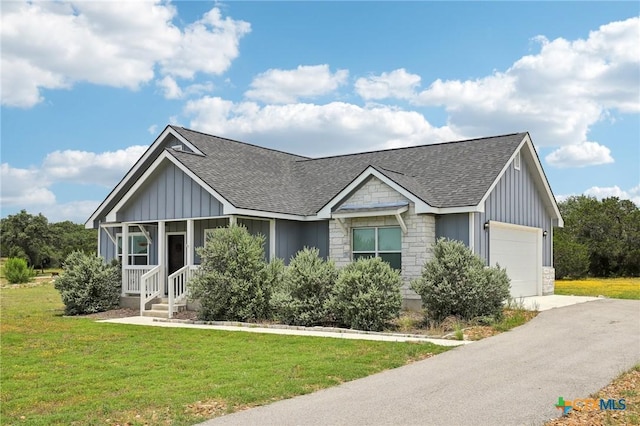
[
  {"xmin": 542, "ymin": 267, "xmax": 555, "ymax": 295},
  {"xmin": 329, "ymin": 177, "xmax": 435, "ymax": 303}
]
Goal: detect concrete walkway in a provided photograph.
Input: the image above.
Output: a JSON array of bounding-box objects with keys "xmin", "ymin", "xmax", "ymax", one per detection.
[
  {"xmin": 99, "ymin": 316, "xmax": 467, "ymax": 346},
  {"xmin": 522, "ymin": 294, "xmax": 601, "ymax": 311},
  {"xmin": 198, "ymin": 298, "xmax": 640, "ymax": 426}
]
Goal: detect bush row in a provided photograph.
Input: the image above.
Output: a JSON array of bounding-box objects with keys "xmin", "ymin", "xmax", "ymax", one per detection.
[{"xmin": 189, "ymin": 226, "xmax": 403, "ymax": 331}]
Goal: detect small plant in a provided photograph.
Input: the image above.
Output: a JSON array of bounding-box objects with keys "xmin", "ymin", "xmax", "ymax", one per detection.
[
  {"xmin": 2, "ymin": 257, "xmax": 35, "ymax": 284},
  {"xmin": 189, "ymin": 225, "xmax": 270, "ymax": 322},
  {"xmin": 453, "ymin": 322, "xmax": 464, "ymax": 340},
  {"xmin": 54, "ymin": 251, "xmax": 120, "ymax": 315},
  {"xmin": 329, "ymin": 257, "xmax": 402, "ymax": 332},
  {"xmin": 271, "ymin": 247, "xmax": 338, "ymax": 326},
  {"xmin": 411, "ymin": 238, "xmax": 511, "ymax": 323}
]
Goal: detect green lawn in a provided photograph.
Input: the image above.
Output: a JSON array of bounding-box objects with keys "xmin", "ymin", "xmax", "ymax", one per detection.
[
  {"xmin": 0, "ymin": 283, "xmax": 450, "ymax": 426},
  {"xmin": 555, "ymin": 277, "xmax": 640, "ymax": 300}
]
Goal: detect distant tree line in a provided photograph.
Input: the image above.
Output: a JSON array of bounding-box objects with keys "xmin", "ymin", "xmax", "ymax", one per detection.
[
  {"xmin": 0, "ymin": 210, "xmax": 97, "ymax": 269},
  {"xmin": 554, "ymin": 196, "xmax": 640, "ymax": 279}
]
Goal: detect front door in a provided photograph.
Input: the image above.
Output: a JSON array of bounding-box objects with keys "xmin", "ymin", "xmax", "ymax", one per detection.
[{"xmin": 167, "ymin": 234, "xmax": 185, "ymax": 294}]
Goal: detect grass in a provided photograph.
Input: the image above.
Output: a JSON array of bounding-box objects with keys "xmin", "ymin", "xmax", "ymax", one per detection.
[
  {"xmin": 555, "ymin": 277, "xmax": 640, "ymax": 300},
  {"xmin": 0, "ymin": 283, "xmax": 450, "ymax": 426}
]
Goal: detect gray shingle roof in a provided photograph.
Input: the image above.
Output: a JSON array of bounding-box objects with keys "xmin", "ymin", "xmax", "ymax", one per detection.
[{"xmin": 169, "ymin": 126, "xmax": 526, "ymax": 216}]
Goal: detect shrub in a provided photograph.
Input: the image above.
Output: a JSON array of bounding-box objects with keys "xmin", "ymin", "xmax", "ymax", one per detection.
[
  {"xmin": 3, "ymin": 257, "xmax": 35, "ymax": 284},
  {"xmin": 411, "ymin": 238, "xmax": 511, "ymax": 323},
  {"xmin": 271, "ymin": 247, "xmax": 338, "ymax": 326},
  {"xmin": 189, "ymin": 225, "xmax": 270, "ymax": 321},
  {"xmin": 329, "ymin": 257, "xmax": 402, "ymax": 331},
  {"xmin": 54, "ymin": 251, "xmax": 120, "ymax": 315}
]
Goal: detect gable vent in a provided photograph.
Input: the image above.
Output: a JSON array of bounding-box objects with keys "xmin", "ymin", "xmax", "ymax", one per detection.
[{"xmin": 171, "ymin": 144, "xmax": 183, "ymax": 151}]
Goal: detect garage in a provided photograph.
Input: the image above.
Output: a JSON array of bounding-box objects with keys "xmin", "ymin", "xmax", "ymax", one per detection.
[{"xmin": 489, "ymin": 221, "xmax": 542, "ymax": 298}]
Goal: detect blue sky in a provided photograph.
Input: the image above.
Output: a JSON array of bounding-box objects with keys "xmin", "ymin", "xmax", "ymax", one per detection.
[{"xmin": 1, "ymin": 1, "xmax": 639, "ymax": 224}]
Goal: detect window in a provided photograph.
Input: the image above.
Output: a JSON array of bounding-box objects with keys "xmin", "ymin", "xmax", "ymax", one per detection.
[
  {"xmin": 117, "ymin": 233, "xmax": 149, "ymax": 265},
  {"xmin": 352, "ymin": 226, "xmax": 401, "ymax": 270},
  {"xmin": 514, "ymin": 151, "xmax": 521, "ymax": 171}
]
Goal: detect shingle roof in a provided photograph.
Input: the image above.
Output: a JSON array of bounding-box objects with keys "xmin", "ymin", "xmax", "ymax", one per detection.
[{"xmin": 168, "ymin": 126, "xmax": 526, "ymax": 216}]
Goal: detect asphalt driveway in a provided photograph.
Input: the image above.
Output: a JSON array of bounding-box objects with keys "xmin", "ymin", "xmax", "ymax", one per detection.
[{"xmin": 201, "ymin": 298, "xmax": 640, "ymax": 426}]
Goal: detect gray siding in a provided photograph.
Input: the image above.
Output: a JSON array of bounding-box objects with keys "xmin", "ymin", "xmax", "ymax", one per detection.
[
  {"xmin": 275, "ymin": 219, "xmax": 329, "ymax": 263},
  {"xmin": 119, "ymin": 160, "xmax": 223, "ymax": 222},
  {"xmin": 435, "ymin": 214, "xmax": 469, "ymax": 245},
  {"xmin": 98, "ymin": 225, "xmax": 157, "ymax": 264},
  {"xmin": 474, "ymin": 153, "xmax": 553, "ymax": 266},
  {"xmin": 238, "ymin": 218, "xmax": 271, "ymax": 260},
  {"xmin": 99, "ymin": 226, "xmax": 120, "ymax": 263},
  {"xmin": 194, "ymin": 218, "xmax": 228, "ymax": 264}
]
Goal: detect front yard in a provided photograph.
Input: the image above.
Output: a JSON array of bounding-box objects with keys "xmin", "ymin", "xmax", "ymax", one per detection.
[{"xmin": 0, "ymin": 282, "xmax": 449, "ymax": 425}]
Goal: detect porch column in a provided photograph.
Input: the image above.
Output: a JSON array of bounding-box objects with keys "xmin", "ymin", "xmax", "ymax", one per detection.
[
  {"xmin": 158, "ymin": 220, "xmax": 166, "ymax": 295},
  {"xmin": 187, "ymin": 219, "xmax": 194, "ymax": 266},
  {"xmin": 229, "ymin": 215, "xmax": 236, "ymax": 226},
  {"xmin": 121, "ymin": 223, "xmax": 128, "ymax": 296}
]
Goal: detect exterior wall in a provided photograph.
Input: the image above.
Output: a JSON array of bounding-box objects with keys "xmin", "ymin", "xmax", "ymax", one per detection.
[
  {"xmin": 474, "ymin": 152, "xmax": 553, "ymax": 266},
  {"xmin": 275, "ymin": 219, "xmax": 329, "ymax": 263},
  {"xmin": 238, "ymin": 218, "xmax": 271, "ymax": 259},
  {"xmin": 435, "ymin": 213, "xmax": 469, "ymax": 246},
  {"xmin": 542, "ymin": 267, "xmax": 555, "ymax": 295},
  {"xmin": 118, "ymin": 161, "xmax": 223, "ymax": 222},
  {"xmin": 328, "ymin": 177, "xmax": 435, "ymax": 301},
  {"xmin": 99, "ymin": 225, "xmax": 158, "ymax": 264},
  {"xmin": 194, "ymin": 218, "xmax": 229, "ymax": 264}
]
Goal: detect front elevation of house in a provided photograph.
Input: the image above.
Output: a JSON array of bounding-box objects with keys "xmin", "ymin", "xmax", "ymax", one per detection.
[{"xmin": 86, "ymin": 126, "xmax": 563, "ymax": 316}]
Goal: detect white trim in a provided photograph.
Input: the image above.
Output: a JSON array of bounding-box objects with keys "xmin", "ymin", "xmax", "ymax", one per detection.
[
  {"xmin": 331, "ymin": 205, "xmax": 409, "ymax": 219},
  {"xmin": 137, "ymin": 224, "xmax": 152, "ymax": 244},
  {"xmin": 86, "ymin": 126, "xmax": 203, "ymax": 229},
  {"xmin": 477, "ymin": 134, "xmax": 563, "ymax": 227},
  {"xmin": 99, "ymin": 224, "xmax": 118, "ymax": 245},
  {"xmin": 226, "ymin": 207, "xmax": 311, "ymax": 221},
  {"xmin": 336, "ymin": 218, "xmax": 348, "ymax": 234},
  {"xmin": 269, "ymin": 219, "xmax": 276, "ymax": 261},
  {"xmin": 468, "ymin": 212, "xmax": 475, "ymax": 254},
  {"xmin": 186, "ymin": 219, "xmax": 194, "ymax": 266},
  {"xmin": 317, "ymin": 167, "xmax": 433, "ymax": 218},
  {"xmin": 105, "ymin": 151, "xmax": 234, "ymax": 222},
  {"xmin": 514, "ymin": 151, "xmax": 521, "ymax": 171}
]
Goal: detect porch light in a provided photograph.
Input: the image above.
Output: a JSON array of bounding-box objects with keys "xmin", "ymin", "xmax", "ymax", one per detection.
[
  {"xmin": 543, "ymin": 230, "xmax": 548, "ymax": 238},
  {"xmin": 484, "ymin": 221, "xmax": 490, "ymax": 230}
]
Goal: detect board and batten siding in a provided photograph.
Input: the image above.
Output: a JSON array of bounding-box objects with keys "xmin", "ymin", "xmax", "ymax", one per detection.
[
  {"xmin": 118, "ymin": 160, "xmax": 223, "ymax": 222},
  {"xmin": 99, "ymin": 225, "xmax": 158, "ymax": 264},
  {"xmin": 435, "ymin": 214, "xmax": 469, "ymax": 246},
  {"xmin": 474, "ymin": 152, "xmax": 553, "ymax": 266},
  {"xmin": 275, "ymin": 219, "xmax": 329, "ymax": 263},
  {"xmin": 238, "ymin": 218, "xmax": 271, "ymax": 260}
]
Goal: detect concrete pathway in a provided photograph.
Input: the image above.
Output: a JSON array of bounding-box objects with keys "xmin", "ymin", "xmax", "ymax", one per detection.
[
  {"xmin": 522, "ymin": 294, "xmax": 601, "ymax": 311},
  {"xmin": 99, "ymin": 316, "xmax": 467, "ymax": 346},
  {"xmin": 199, "ymin": 298, "xmax": 640, "ymax": 426}
]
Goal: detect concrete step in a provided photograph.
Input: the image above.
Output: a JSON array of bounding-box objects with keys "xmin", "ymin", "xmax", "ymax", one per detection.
[
  {"xmin": 142, "ymin": 310, "xmax": 171, "ymax": 318},
  {"xmin": 148, "ymin": 303, "xmax": 187, "ymax": 312}
]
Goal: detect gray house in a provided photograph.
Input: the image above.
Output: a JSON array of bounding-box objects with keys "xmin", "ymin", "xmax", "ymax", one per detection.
[{"xmin": 87, "ymin": 126, "xmax": 563, "ymax": 316}]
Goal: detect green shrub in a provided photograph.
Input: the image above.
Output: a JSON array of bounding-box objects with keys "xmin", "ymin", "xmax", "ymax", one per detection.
[
  {"xmin": 189, "ymin": 225, "xmax": 270, "ymax": 322},
  {"xmin": 411, "ymin": 238, "xmax": 511, "ymax": 323},
  {"xmin": 54, "ymin": 251, "xmax": 120, "ymax": 315},
  {"xmin": 3, "ymin": 257, "xmax": 35, "ymax": 284},
  {"xmin": 271, "ymin": 247, "xmax": 338, "ymax": 326},
  {"xmin": 329, "ymin": 257, "xmax": 402, "ymax": 331}
]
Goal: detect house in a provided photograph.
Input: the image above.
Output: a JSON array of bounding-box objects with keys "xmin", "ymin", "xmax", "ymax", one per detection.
[{"xmin": 86, "ymin": 126, "xmax": 563, "ymax": 317}]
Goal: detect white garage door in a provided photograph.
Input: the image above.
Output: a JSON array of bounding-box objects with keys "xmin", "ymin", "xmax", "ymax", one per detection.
[{"xmin": 489, "ymin": 222, "xmax": 542, "ymax": 298}]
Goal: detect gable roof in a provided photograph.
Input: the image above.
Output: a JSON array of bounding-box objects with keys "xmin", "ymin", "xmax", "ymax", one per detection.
[{"xmin": 87, "ymin": 126, "xmax": 562, "ymax": 227}]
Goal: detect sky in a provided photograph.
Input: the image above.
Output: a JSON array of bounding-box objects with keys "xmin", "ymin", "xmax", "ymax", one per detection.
[{"xmin": 1, "ymin": 1, "xmax": 639, "ymax": 224}]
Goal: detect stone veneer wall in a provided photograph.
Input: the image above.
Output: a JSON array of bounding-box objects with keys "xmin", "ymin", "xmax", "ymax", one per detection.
[
  {"xmin": 328, "ymin": 177, "xmax": 435, "ymax": 303},
  {"xmin": 542, "ymin": 267, "xmax": 555, "ymax": 295}
]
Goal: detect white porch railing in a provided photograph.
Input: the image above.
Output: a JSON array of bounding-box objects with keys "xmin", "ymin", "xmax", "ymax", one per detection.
[
  {"xmin": 140, "ymin": 265, "xmax": 162, "ymax": 313},
  {"xmin": 168, "ymin": 265, "xmax": 199, "ymax": 318},
  {"xmin": 124, "ymin": 266, "xmax": 153, "ymax": 294}
]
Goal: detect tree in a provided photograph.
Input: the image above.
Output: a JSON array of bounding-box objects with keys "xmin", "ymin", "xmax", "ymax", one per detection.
[
  {"xmin": 49, "ymin": 221, "xmax": 98, "ymax": 266},
  {"xmin": 556, "ymin": 196, "xmax": 640, "ymax": 277},
  {"xmin": 0, "ymin": 210, "xmax": 52, "ymax": 269}
]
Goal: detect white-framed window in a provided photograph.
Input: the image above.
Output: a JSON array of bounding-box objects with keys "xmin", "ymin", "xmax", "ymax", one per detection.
[
  {"xmin": 117, "ymin": 233, "xmax": 149, "ymax": 265},
  {"xmin": 514, "ymin": 151, "xmax": 521, "ymax": 171},
  {"xmin": 352, "ymin": 226, "xmax": 402, "ymax": 270}
]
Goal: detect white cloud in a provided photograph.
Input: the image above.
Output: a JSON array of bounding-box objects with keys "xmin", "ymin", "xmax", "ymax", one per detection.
[
  {"xmin": 355, "ymin": 68, "xmax": 421, "ymax": 100},
  {"xmin": 184, "ymin": 97, "xmax": 459, "ymax": 156},
  {"xmin": 245, "ymin": 65, "xmax": 349, "ymax": 104},
  {"xmin": 148, "ymin": 124, "xmax": 158, "ymax": 135},
  {"xmin": 584, "ymin": 185, "xmax": 640, "ymax": 205},
  {"xmin": 412, "ymin": 16, "xmax": 639, "ymax": 163},
  {"xmin": 545, "ymin": 141, "xmax": 614, "ymax": 168},
  {"xmin": 1, "ymin": 2, "xmax": 249, "ymax": 108},
  {"xmin": 42, "ymin": 146, "xmax": 149, "ymax": 186},
  {"xmin": 157, "ymin": 76, "xmax": 183, "ymax": 99},
  {"xmin": 0, "ymin": 163, "xmax": 56, "ymax": 206}
]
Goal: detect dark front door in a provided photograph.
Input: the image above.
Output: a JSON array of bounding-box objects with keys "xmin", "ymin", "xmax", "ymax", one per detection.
[{"xmin": 167, "ymin": 235, "xmax": 185, "ymax": 294}]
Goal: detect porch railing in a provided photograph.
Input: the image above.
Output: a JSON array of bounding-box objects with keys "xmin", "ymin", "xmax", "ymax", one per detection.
[
  {"xmin": 168, "ymin": 265, "xmax": 199, "ymax": 318},
  {"xmin": 140, "ymin": 265, "xmax": 162, "ymax": 313},
  {"xmin": 124, "ymin": 266, "xmax": 153, "ymax": 294}
]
